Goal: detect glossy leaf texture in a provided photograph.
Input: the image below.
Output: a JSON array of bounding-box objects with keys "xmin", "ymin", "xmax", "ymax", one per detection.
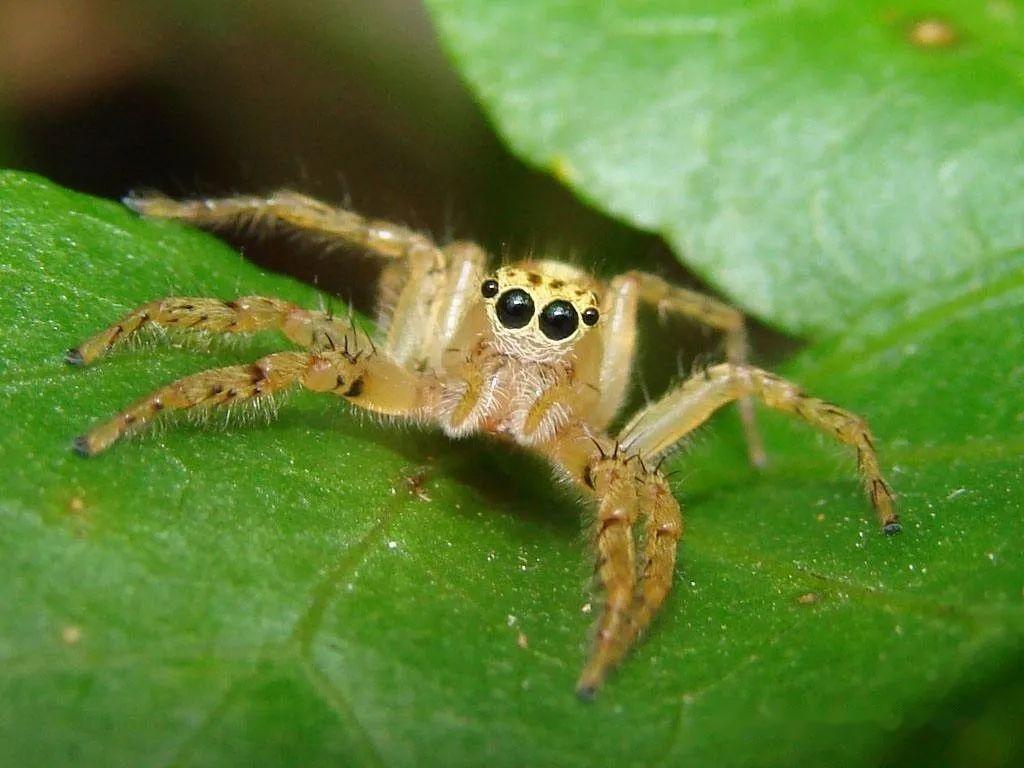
[
  {"xmin": 1, "ymin": 173, "xmax": 1022, "ymax": 767},
  {"xmin": 425, "ymin": 0, "xmax": 1024, "ymax": 337}
]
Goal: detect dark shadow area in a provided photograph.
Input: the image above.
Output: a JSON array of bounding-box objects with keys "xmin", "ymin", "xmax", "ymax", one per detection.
[
  {"xmin": 0, "ymin": 0, "xmax": 796, "ymax": 367},
  {"xmin": 10, "ymin": 80, "xmax": 227, "ymax": 200},
  {"xmin": 279, "ymin": 403, "xmax": 583, "ymax": 539},
  {"xmin": 878, "ymin": 648, "xmax": 1024, "ymax": 768}
]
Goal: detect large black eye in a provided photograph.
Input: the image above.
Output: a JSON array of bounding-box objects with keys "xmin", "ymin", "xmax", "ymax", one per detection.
[
  {"xmin": 539, "ymin": 300, "xmax": 579, "ymax": 340},
  {"xmin": 496, "ymin": 289, "xmax": 535, "ymax": 328},
  {"xmin": 480, "ymin": 279, "xmax": 499, "ymax": 298}
]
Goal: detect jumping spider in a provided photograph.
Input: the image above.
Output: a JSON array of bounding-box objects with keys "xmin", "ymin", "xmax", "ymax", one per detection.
[{"xmin": 67, "ymin": 190, "xmax": 900, "ymax": 699}]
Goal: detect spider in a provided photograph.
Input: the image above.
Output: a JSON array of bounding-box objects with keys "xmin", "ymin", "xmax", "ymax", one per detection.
[{"xmin": 66, "ymin": 190, "xmax": 900, "ymax": 699}]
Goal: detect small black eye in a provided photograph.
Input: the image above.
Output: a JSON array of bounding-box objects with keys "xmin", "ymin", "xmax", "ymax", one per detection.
[
  {"xmin": 539, "ymin": 300, "xmax": 579, "ymax": 340},
  {"xmin": 496, "ymin": 289, "xmax": 535, "ymax": 328},
  {"xmin": 481, "ymin": 279, "xmax": 499, "ymax": 298},
  {"xmin": 581, "ymin": 307, "xmax": 600, "ymax": 326}
]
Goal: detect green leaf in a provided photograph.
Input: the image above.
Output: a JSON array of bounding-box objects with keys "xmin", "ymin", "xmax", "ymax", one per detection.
[
  {"xmin": 424, "ymin": 0, "xmax": 1024, "ymax": 337},
  {"xmin": 1, "ymin": 172, "xmax": 1022, "ymax": 767}
]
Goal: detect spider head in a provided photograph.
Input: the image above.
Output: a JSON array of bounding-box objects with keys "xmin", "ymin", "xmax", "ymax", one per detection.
[{"xmin": 479, "ymin": 261, "xmax": 601, "ymax": 363}]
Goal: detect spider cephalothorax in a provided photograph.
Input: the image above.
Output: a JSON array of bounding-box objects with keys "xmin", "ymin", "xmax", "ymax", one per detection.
[{"xmin": 67, "ymin": 190, "xmax": 900, "ymax": 700}]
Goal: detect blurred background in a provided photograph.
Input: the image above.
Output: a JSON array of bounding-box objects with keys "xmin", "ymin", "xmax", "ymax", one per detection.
[
  {"xmin": 0, "ymin": 0, "xmax": 672, "ymax": 277},
  {"xmin": 2, "ymin": 0, "xmax": 794, "ymax": 384}
]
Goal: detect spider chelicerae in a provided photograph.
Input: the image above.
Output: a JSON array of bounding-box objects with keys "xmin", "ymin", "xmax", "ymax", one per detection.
[{"xmin": 67, "ymin": 190, "xmax": 900, "ymax": 699}]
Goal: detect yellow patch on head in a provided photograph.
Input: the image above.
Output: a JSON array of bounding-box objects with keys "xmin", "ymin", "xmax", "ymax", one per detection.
[{"xmin": 480, "ymin": 261, "xmax": 601, "ymax": 362}]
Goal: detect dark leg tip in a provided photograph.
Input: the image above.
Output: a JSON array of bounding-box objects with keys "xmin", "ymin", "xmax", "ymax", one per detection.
[
  {"xmin": 71, "ymin": 436, "xmax": 93, "ymax": 457},
  {"xmin": 575, "ymin": 684, "xmax": 598, "ymax": 703},
  {"xmin": 883, "ymin": 519, "xmax": 903, "ymax": 536},
  {"xmin": 64, "ymin": 348, "xmax": 84, "ymax": 366}
]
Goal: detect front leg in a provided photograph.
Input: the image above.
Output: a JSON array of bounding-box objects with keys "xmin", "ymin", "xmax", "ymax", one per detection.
[
  {"xmin": 576, "ymin": 452, "xmax": 683, "ymax": 699},
  {"xmin": 580, "ymin": 451, "xmax": 640, "ymax": 697},
  {"xmin": 539, "ymin": 423, "xmax": 683, "ymax": 699},
  {"xmin": 73, "ymin": 344, "xmax": 433, "ymax": 456},
  {"xmin": 66, "ymin": 295, "xmax": 367, "ymax": 366},
  {"xmin": 618, "ymin": 363, "xmax": 900, "ymax": 532}
]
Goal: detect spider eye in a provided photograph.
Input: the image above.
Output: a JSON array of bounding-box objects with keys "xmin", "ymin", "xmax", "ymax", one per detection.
[
  {"xmin": 496, "ymin": 289, "xmax": 535, "ymax": 329},
  {"xmin": 581, "ymin": 307, "xmax": 600, "ymax": 326},
  {"xmin": 481, "ymin": 279, "xmax": 499, "ymax": 298},
  {"xmin": 539, "ymin": 300, "xmax": 579, "ymax": 340}
]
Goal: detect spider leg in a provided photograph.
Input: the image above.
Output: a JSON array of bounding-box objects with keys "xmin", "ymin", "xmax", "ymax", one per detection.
[
  {"xmin": 125, "ymin": 190, "xmax": 444, "ymax": 263},
  {"xmin": 584, "ymin": 453, "xmax": 640, "ymax": 687},
  {"xmin": 622, "ymin": 270, "xmax": 766, "ymax": 468},
  {"xmin": 123, "ymin": 191, "xmax": 490, "ymax": 371},
  {"xmin": 575, "ymin": 455, "xmax": 684, "ymax": 699},
  {"xmin": 579, "ymin": 274, "xmax": 640, "ymax": 430},
  {"xmin": 73, "ymin": 341, "xmax": 431, "ymax": 456},
  {"xmin": 617, "ymin": 363, "xmax": 899, "ymax": 532},
  {"xmin": 538, "ymin": 424, "xmax": 683, "ymax": 699},
  {"xmin": 383, "ymin": 240, "xmax": 487, "ymax": 368},
  {"xmin": 423, "ymin": 242, "xmax": 488, "ymax": 367},
  {"xmin": 65, "ymin": 295, "xmax": 365, "ymax": 366},
  {"xmin": 631, "ymin": 470, "xmax": 683, "ymax": 665}
]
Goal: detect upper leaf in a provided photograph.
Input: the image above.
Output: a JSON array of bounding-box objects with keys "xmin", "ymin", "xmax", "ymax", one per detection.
[{"xmin": 425, "ymin": 0, "xmax": 1024, "ymax": 336}]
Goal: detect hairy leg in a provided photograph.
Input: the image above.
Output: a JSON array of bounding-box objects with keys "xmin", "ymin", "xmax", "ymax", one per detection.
[
  {"xmin": 538, "ymin": 422, "xmax": 684, "ymax": 699},
  {"xmin": 126, "ymin": 190, "xmax": 445, "ymax": 264},
  {"xmin": 66, "ymin": 295, "xmax": 366, "ymax": 366},
  {"xmin": 125, "ymin": 191, "xmax": 491, "ymax": 371},
  {"xmin": 622, "ymin": 271, "xmax": 765, "ymax": 467},
  {"xmin": 578, "ymin": 452, "xmax": 639, "ymax": 698},
  {"xmin": 423, "ymin": 242, "xmax": 488, "ymax": 367},
  {"xmin": 631, "ymin": 470, "xmax": 683, "ymax": 664},
  {"xmin": 581, "ymin": 274, "xmax": 640, "ymax": 430},
  {"xmin": 574, "ymin": 453, "xmax": 684, "ymax": 699},
  {"xmin": 385, "ymin": 240, "xmax": 488, "ymax": 369},
  {"xmin": 73, "ymin": 343, "xmax": 432, "ymax": 456},
  {"xmin": 618, "ymin": 363, "xmax": 900, "ymax": 532}
]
